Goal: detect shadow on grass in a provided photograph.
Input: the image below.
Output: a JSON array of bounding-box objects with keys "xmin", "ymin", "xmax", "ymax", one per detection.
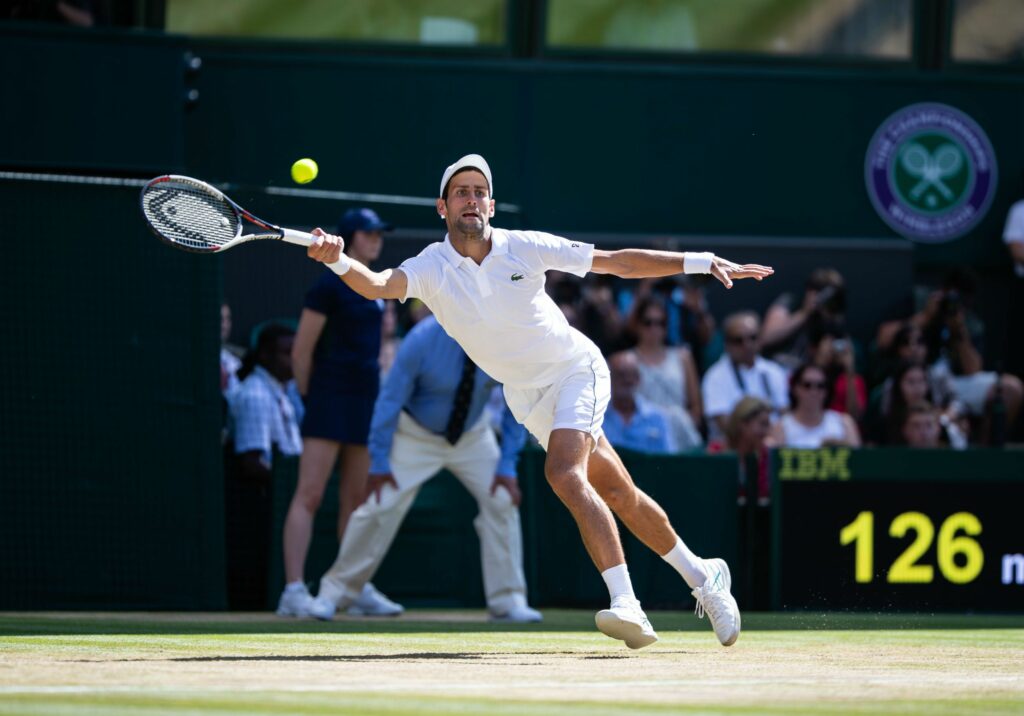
[
  {"xmin": 64, "ymin": 651, "xmax": 652, "ymax": 663},
  {"xmin": 2, "ymin": 611, "xmax": 1023, "ymax": 637}
]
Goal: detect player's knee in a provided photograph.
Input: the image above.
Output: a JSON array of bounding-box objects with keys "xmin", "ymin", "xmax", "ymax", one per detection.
[
  {"xmin": 544, "ymin": 462, "xmax": 586, "ymax": 498},
  {"xmin": 597, "ymin": 482, "xmax": 636, "ymax": 514}
]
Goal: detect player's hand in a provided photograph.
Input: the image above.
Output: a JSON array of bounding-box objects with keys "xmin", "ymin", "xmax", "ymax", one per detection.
[
  {"xmin": 363, "ymin": 473, "xmax": 398, "ymax": 505},
  {"xmin": 308, "ymin": 227, "xmax": 344, "ymax": 263},
  {"xmin": 490, "ymin": 475, "xmax": 521, "ymax": 507},
  {"xmin": 710, "ymin": 256, "xmax": 774, "ymax": 289}
]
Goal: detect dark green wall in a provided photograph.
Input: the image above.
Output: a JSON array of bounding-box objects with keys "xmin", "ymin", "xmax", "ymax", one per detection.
[{"xmin": 183, "ymin": 45, "xmax": 1024, "ymax": 269}]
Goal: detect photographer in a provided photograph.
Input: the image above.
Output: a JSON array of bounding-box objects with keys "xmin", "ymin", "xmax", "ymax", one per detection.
[
  {"xmin": 807, "ymin": 322, "xmax": 866, "ymax": 421},
  {"xmin": 879, "ymin": 270, "xmax": 1022, "ymax": 444},
  {"xmin": 761, "ymin": 267, "xmax": 846, "ymax": 371}
]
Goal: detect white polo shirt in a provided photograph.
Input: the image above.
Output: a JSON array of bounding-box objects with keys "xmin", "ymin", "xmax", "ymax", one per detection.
[{"xmin": 400, "ymin": 228, "xmax": 600, "ymax": 390}]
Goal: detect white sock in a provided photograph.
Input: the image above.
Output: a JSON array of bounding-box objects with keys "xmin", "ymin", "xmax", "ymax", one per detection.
[
  {"xmin": 661, "ymin": 537, "xmax": 708, "ymax": 589},
  {"xmin": 284, "ymin": 580, "xmax": 307, "ymax": 593},
  {"xmin": 601, "ymin": 563, "xmax": 636, "ymax": 603}
]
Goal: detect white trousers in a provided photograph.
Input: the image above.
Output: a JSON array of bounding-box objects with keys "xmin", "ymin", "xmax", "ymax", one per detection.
[{"xmin": 317, "ymin": 411, "xmax": 527, "ymax": 613}]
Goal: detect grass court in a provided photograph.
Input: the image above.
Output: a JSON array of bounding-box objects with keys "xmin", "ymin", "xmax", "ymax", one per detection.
[{"xmin": 1, "ymin": 611, "xmax": 1022, "ymax": 715}]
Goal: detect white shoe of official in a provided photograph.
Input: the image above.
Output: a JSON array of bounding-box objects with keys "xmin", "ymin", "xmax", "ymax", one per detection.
[
  {"xmin": 489, "ymin": 595, "xmax": 543, "ymax": 623},
  {"xmin": 275, "ymin": 584, "xmax": 314, "ymax": 618},
  {"xmin": 692, "ymin": 557, "xmax": 741, "ymax": 647},
  {"xmin": 308, "ymin": 595, "xmax": 337, "ymax": 621},
  {"xmin": 595, "ymin": 596, "xmax": 658, "ymax": 649},
  {"xmin": 346, "ymin": 582, "xmax": 404, "ymax": 617}
]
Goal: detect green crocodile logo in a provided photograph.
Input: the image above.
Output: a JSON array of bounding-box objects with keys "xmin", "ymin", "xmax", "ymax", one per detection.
[{"xmin": 511, "ymin": 273, "xmax": 524, "ymax": 282}]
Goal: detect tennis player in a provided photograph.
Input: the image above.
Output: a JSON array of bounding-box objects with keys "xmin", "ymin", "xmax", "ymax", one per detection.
[{"xmin": 304, "ymin": 154, "xmax": 773, "ymax": 648}]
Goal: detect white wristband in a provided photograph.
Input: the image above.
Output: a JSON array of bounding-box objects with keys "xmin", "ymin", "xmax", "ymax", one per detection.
[
  {"xmin": 326, "ymin": 254, "xmax": 352, "ymax": 276},
  {"xmin": 683, "ymin": 252, "xmax": 714, "ymax": 275}
]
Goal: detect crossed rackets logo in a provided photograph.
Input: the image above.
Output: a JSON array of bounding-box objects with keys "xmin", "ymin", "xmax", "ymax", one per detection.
[
  {"xmin": 900, "ymin": 143, "xmax": 963, "ymax": 201},
  {"xmin": 865, "ymin": 103, "xmax": 996, "ymax": 243}
]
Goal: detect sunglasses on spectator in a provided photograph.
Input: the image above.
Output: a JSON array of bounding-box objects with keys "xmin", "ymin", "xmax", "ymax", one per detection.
[
  {"xmin": 727, "ymin": 334, "xmax": 758, "ymax": 344},
  {"xmin": 799, "ymin": 381, "xmax": 827, "ymax": 390},
  {"xmin": 642, "ymin": 318, "xmax": 666, "ymax": 327}
]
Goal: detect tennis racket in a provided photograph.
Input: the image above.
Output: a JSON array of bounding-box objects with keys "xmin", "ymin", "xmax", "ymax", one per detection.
[{"xmin": 140, "ymin": 175, "xmax": 313, "ymax": 253}]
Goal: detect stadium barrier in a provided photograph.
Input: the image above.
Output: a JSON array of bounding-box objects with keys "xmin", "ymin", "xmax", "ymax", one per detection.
[{"xmin": 265, "ymin": 448, "xmax": 740, "ymax": 611}]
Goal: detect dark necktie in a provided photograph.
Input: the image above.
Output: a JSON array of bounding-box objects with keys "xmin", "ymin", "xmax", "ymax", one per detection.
[{"xmin": 445, "ymin": 354, "xmax": 477, "ymax": 445}]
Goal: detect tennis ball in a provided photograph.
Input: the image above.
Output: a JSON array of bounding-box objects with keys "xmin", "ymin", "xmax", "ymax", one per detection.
[{"xmin": 291, "ymin": 158, "xmax": 318, "ymax": 185}]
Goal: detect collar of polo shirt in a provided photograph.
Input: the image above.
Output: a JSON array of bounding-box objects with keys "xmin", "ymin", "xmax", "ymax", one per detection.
[{"xmin": 439, "ymin": 229, "xmax": 509, "ymax": 268}]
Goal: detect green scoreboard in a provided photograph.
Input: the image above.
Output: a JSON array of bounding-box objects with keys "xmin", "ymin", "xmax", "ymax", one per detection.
[{"xmin": 771, "ymin": 448, "xmax": 1024, "ymax": 611}]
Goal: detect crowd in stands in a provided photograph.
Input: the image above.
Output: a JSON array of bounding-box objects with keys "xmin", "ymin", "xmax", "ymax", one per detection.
[{"xmin": 222, "ymin": 251, "xmax": 1024, "ymax": 473}]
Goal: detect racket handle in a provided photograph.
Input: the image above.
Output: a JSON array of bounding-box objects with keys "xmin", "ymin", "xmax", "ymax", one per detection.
[{"xmin": 281, "ymin": 228, "xmax": 315, "ymax": 247}]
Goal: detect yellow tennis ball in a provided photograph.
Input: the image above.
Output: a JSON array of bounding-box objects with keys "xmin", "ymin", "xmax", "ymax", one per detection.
[{"xmin": 291, "ymin": 158, "xmax": 318, "ymax": 184}]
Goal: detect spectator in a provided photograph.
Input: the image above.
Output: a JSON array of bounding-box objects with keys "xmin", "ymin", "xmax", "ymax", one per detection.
[
  {"xmin": 707, "ymin": 397, "xmax": 773, "ymax": 506},
  {"xmin": 308, "ymin": 315, "xmax": 539, "ymax": 622},
  {"xmin": 278, "ymin": 207, "xmax": 395, "ymax": 618},
  {"xmin": 603, "ymin": 351, "xmax": 680, "ymax": 453},
  {"xmin": 220, "ymin": 302, "xmax": 243, "ymax": 396},
  {"xmin": 1005, "ymin": 178, "xmax": 1024, "ymax": 384},
  {"xmin": 579, "ymin": 274, "xmax": 625, "ymax": 354},
  {"xmin": 626, "ymin": 295, "xmax": 703, "ymax": 447},
  {"xmin": 900, "ymin": 401, "xmax": 945, "ymax": 449},
  {"xmin": 618, "ymin": 275, "xmax": 716, "ymax": 368},
  {"xmin": 874, "ymin": 361, "xmax": 968, "ymax": 448},
  {"xmin": 761, "ymin": 267, "xmax": 846, "ymax": 370},
  {"xmin": 770, "ymin": 363, "xmax": 860, "ymax": 448},
  {"xmin": 708, "ymin": 396, "xmax": 773, "ymax": 610},
  {"xmin": 702, "ymin": 311, "xmax": 789, "ymax": 441},
  {"xmin": 884, "ymin": 270, "xmax": 1023, "ymax": 441},
  {"xmin": 224, "ymin": 323, "xmax": 302, "ymax": 609},
  {"xmin": 807, "ymin": 325, "xmax": 866, "ymax": 420},
  {"xmin": 1005, "ymin": 181, "xmax": 1024, "ymax": 278},
  {"xmin": 228, "ymin": 323, "xmax": 303, "ymax": 476}
]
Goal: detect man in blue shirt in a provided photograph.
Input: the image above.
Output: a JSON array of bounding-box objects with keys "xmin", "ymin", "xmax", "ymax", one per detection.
[
  {"xmin": 603, "ymin": 351, "xmax": 677, "ymax": 454},
  {"xmin": 309, "ymin": 315, "xmax": 540, "ymax": 622}
]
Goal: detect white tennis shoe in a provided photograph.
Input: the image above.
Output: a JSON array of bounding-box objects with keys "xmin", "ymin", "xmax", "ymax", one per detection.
[
  {"xmin": 692, "ymin": 557, "xmax": 741, "ymax": 646},
  {"xmin": 308, "ymin": 594, "xmax": 337, "ymax": 621},
  {"xmin": 489, "ymin": 595, "xmax": 543, "ymax": 623},
  {"xmin": 595, "ymin": 596, "xmax": 658, "ymax": 649},
  {"xmin": 275, "ymin": 584, "xmax": 314, "ymax": 618},
  {"xmin": 346, "ymin": 583, "xmax": 404, "ymax": 617}
]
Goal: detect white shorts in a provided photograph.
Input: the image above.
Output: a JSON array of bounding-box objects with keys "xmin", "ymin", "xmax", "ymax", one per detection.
[{"xmin": 503, "ymin": 351, "xmax": 610, "ymax": 451}]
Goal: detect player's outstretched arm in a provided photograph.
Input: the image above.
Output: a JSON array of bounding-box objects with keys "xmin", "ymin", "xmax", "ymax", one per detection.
[
  {"xmin": 306, "ymin": 227, "xmax": 408, "ymax": 300},
  {"xmin": 591, "ymin": 248, "xmax": 773, "ymax": 289}
]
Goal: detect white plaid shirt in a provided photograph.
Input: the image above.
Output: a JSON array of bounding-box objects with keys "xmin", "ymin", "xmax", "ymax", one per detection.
[{"xmin": 229, "ymin": 366, "xmax": 303, "ymax": 466}]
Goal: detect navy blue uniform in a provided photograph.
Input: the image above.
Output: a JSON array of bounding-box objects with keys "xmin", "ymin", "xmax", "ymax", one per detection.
[{"xmin": 300, "ymin": 269, "xmax": 383, "ymax": 444}]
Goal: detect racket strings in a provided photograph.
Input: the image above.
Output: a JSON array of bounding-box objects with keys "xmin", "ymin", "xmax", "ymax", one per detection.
[{"xmin": 142, "ymin": 182, "xmax": 238, "ymax": 251}]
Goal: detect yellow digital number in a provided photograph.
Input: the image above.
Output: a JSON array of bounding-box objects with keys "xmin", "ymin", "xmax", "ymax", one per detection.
[
  {"xmin": 839, "ymin": 511, "xmax": 873, "ymax": 583},
  {"xmin": 937, "ymin": 512, "xmax": 984, "ymax": 584},
  {"xmin": 888, "ymin": 512, "xmax": 935, "ymax": 583},
  {"xmin": 838, "ymin": 511, "xmax": 984, "ymax": 585}
]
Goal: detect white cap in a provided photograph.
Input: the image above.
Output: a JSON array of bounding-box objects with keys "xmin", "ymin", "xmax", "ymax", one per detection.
[{"xmin": 439, "ymin": 154, "xmax": 493, "ymax": 198}]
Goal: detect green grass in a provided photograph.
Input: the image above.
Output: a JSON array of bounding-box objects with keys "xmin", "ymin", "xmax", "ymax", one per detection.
[{"xmin": 1, "ymin": 611, "xmax": 1023, "ymax": 716}]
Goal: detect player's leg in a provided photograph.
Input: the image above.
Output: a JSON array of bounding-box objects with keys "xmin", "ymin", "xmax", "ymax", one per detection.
[
  {"xmin": 545, "ymin": 428, "xmax": 624, "ymax": 570},
  {"xmin": 546, "ymin": 428, "xmax": 657, "ymax": 648},
  {"xmin": 587, "ymin": 435, "xmax": 741, "ymax": 646},
  {"xmin": 278, "ymin": 436, "xmax": 340, "ymax": 616},
  {"xmin": 447, "ymin": 423, "xmax": 538, "ymax": 622}
]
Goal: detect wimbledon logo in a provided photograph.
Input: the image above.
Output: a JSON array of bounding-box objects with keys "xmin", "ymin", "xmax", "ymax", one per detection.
[{"xmin": 865, "ymin": 103, "xmax": 997, "ymax": 243}]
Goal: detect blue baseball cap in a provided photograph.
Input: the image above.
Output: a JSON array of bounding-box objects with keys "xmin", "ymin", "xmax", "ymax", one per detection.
[{"xmin": 337, "ymin": 208, "xmax": 394, "ymax": 239}]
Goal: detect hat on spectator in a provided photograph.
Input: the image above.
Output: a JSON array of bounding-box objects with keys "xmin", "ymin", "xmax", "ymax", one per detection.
[{"xmin": 337, "ymin": 208, "xmax": 394, "ymax": 240}]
